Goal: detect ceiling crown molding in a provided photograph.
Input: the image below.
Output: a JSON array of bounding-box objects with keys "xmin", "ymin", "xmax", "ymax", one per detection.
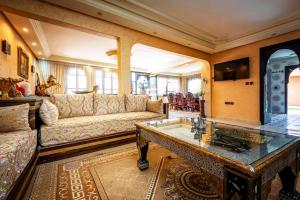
[
  {"xmin": 44, "ymin": 0, "xmax": 300, "ymax": 54},
  {"xmin": 30, "ymin": 19, "xmax": 51, "ymax": 57}
]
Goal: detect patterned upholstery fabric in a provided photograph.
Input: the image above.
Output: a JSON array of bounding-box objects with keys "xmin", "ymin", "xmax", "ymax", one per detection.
[
  {"xmin": 39, "ymin": 100, "xmax": 59, "ymax": 126},
  {"xmin": 51, "ymin": 93, "xmax": 93, "ymax": 119},
  {"xmin": 94, "ymin": 94, "xmax": 126, "ymax": 115},
  {"xmin": 0, "ymin": 104, "xmax": 31, "ymax": 133},
  {"xmin": 40, "ymin": 112, "xmax": 165, "ymax": 146},
  {"xmin": 146, "ymin": 99, "xmax": 163, "ymax": 114},
  {"xmin": 125, "ymin": 95, "xmax": 149, "ymax": 112},
  {"xmin": 0, "ymin": 130, "xmax": 37, "ymax": 199}
]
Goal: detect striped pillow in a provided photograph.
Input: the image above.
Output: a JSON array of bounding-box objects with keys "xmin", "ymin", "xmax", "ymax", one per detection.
[
  {"xmin": 39, "ymin": 100, "xmax": 59, "ymax": 126},
  {"xmin": 0, "ymin": 104, "xmax": 31, "ymax": 133}
]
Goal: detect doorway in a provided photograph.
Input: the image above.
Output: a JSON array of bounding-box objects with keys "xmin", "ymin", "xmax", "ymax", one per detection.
[
  {"xmin": 287, "ymin": 67, "xmax": 300, "ymax": 115},
  {"xmin": 260, "ymin": 39, "xmax": 300, "ymax": 124}
]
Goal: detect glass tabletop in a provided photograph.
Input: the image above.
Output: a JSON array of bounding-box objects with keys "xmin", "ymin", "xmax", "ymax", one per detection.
[{"xmin": 143, "ymin": 117, "xmax": 297, "ymax": 167}]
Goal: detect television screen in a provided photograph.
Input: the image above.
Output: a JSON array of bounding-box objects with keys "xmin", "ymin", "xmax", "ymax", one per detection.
[{"xmin": 214, "ymin": 57, "xmax": 250, "ymax": 81}]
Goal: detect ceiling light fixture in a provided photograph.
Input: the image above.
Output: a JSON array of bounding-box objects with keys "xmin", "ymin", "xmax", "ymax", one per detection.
[
  {"xmin": 37, "ymin": 51, "xmax": 42, "ymax": 55},
  {"xmin": 22, "ymin": 28, "xmax": 29, "ymax": 32},
  {"xmin": 32, "ymin": 42, "xmax": 37, "ymax": 46},
  {"xmin": 106, "ymin": 50, "xmax": 117, "ymax": 60}
]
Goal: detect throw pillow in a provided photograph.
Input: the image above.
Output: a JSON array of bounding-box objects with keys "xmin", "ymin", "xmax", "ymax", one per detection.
[
  {"xmin": 125, "ymin": 95, "xmax": 149, "ymax": 112},
  {"xmin": 39, "ymin": 100, "xmax": 59, "ymax": 126},
  {"xmin": 51, "ymin": 93, "xmax": 94, "ymax": 118},
  {"xmin": 0, "ymin": 104, "xmax": 31, "ymax": 132},
  {"xmin": 94, "ymin": 94, "xmax": 126, "ymax": 115},
  {"xmin": 146, "ymin": 99, "xmax": 163, "ymax": 114}
]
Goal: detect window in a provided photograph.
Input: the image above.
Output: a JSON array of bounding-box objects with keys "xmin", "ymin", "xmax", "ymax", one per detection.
[
  {"xmin": 94, "ymin": 68, "xmax": 118, "ymax": 94},
  {"xmin": 187, "ymin": 77, "xmax": 201, "ymax": 94},
  {"xmin": 66, "ymin": 67, "xmax": 87, "ymax": 94},
  {"xmin": 157, "ymin": 76, "xmax": 180, "ymax": 96},
  {"xmin": 131, "ymin": 72, "xmax": 137, "ymax": 94}
]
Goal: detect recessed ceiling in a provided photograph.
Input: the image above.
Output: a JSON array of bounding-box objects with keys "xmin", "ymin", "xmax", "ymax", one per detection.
[
  {"xmin": 4, "ymin": 12, "xmax": 118, "ymax": 66},
  {"xmin": 131, "ymin": 44, "xmax": 198, "ymax": 74},
  {"xmin": 4, "ymin": 12, "xmax": 200, "ymax": 75},
  {"xmin": 43, "ymin": 0, "xmax": 300, "ymax": 53}
]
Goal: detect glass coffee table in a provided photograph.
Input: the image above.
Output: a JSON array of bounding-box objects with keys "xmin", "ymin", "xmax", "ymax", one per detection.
[{"xmin": 135, "ymin": 118, "xmax": 300, "ymax": 200}]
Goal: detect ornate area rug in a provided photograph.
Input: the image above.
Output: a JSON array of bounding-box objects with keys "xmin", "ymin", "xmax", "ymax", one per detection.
[{"xmin": 25, "ymin": 143, "xmax": 298, "ymax": 200}]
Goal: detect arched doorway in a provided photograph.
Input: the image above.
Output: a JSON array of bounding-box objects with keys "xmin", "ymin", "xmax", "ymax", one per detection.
[
  {"xmin": 260, "ymin": 38, "xmax": 300, "ymax": 124},
  {"xmin": 264, "ymin": 49, "xmax": 299, "ymax": 122}
]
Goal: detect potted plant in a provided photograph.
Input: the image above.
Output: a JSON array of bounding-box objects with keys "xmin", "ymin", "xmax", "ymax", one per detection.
[{"xmin": 198, "ymin": 90, "xmax": 205, "ymax": 100}]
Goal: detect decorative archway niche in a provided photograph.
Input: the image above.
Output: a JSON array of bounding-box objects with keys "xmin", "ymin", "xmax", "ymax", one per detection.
[{"xmin": 260, "ymin": 39, "xmax": 300, "ymax": 124}]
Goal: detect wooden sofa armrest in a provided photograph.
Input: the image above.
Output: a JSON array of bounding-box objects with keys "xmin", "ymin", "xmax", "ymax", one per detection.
[{"xmin": 163, "ymin": 103, "xmax": 169, "ymax": 119}]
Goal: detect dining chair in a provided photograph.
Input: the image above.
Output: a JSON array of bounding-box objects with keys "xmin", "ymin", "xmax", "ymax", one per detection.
[
  {"xmin": 175, "ymin": 93, "xmax": 186, "ymax": 111},
  {"xmin": 186, "ymin": 92, "xmax": 200, "ymax": 112},
  {"xmin": 168, "ymin": 93, "xmax": 177, "ymax": 110}
]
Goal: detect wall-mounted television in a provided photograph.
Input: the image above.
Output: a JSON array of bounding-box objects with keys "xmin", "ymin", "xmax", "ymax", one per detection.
[{"xmin": 214, "ymin": 57, "xmax": 250, "ymax": 81}]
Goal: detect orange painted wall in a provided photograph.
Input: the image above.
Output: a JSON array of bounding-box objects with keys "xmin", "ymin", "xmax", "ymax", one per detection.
[
  {"xmin": 288, "ymin": 76, "xmax": 300, "ymax": 106},
  {"xmin": 211, "ymin": 29, "xmax": 300, "ymax": 124}
]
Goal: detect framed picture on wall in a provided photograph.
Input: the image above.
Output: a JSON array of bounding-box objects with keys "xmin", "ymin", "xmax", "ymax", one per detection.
[{"xmin": 17, "ymin": 47, "xmax": 29, "ymax": 79}]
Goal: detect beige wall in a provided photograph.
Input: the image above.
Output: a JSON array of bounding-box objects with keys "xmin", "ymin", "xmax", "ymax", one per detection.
[
  {"xmin": 211, "ymin": 29, "xmax": 300, "ymax": 124},
  {"xmin": 0, "ymin": 13, "xmax": 36, "ymax": 92}
]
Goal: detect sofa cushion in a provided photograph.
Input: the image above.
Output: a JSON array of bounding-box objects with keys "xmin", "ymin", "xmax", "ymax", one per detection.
[
  {"xmin": 39, "ymin": 100, "xmax": 59, "ymax": 126},
  {"xmin": 51, "ymin": 93, "xmax": 93, "ymax": 119},
  {"xmin": 0, "ymin": 104, "xmax": 31, "ymax": 133},
  {"xmin": 125, "ymin": 95, "xmax": 149, "ymax": 112},
  {"xmin": 40, "ymin": 112, "xmax": 165, "ymax": 146},
  {"xmin": 94, "ymin": 94, "xmax": 126, "ymax": 115},
  {"xmin": 146, "ymin": 99, "xmax": 163, "ymax": 114},
  {"xmin": 0, "ymin": 130, "xmax": 37, "ymax": 199}
]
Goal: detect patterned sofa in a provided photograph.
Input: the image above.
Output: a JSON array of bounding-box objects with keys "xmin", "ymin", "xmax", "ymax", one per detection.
[
  {"xmin": 0, "ymin": 104, "xmax": 37, "ymax": 200},
  {"xmin": 39, "ymin": 94, "xmax": 166, "ymax": 147}
]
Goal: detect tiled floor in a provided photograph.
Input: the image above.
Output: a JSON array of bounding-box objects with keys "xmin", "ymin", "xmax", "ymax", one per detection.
[
  {"xmin": 169, "ymin": 110, "xmax": 300, "ymax": 135},
  {"xmin": 260, "ymin": 114, "xmax": 300, "ymax": 136}
]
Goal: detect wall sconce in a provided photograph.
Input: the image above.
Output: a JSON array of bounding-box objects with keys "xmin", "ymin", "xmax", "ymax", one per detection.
[
  {"xmin": 106, "ymin": 50, "xmax": 117, "ymax": 60},
  {"xmin": 2, "ymin": 40, "xmax": 11, "ymax": 55},
  {"xmin": 31, "ymin": 65, "xmax": 35, "ymax": 73},
  {"xmin": 202, "ymin": 78, "xmax": 208, "ymax": 85}
]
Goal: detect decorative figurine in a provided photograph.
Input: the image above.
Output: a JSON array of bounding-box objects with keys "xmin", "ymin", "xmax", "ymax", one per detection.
[
  {"xmin": 191, "ymin": 117, "xmax": 207, "ymax": 139},
  {"xmin": 0, "ymin": 78, "xmax": 23, "ymax": 99},
  {"xmin": 35, "ymin": 75, "xmax": 61, "ymax": 96}
]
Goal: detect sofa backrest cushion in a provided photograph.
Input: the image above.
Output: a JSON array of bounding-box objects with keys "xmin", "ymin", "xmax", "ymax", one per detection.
[
  {"xmin": 51, "ymin": 93, "xmax": 93, "ymax": 119},
  {"xmin": 146, "ymin": 99, "xmax": 163, "ymax": 114},
  {"xmin": 94, "ymin": 94, "xmax": 126, "ymax": 115},
  {"xmin": 125, "ymin": 94, "xmax": 149, "ymax": 112},
  {"xmin": 39, "ymin": 100, "xmax": 59, "ymax": 126},
  {"xmin": 0, "ymin": 103, "xmax": 31, "ymax": 133}
]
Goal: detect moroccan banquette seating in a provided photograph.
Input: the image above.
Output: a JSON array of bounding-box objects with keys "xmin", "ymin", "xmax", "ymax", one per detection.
[
  {"xmin": 0, "ymin": 104, "xmax": 37, "ymax": 200},
  {"xmin": 0, "ymin": 94, "xmax": 167, "ymax": 199},
  {"xmin": 39, "ymin": 93, "xmax": 167, "ymax": 147}
]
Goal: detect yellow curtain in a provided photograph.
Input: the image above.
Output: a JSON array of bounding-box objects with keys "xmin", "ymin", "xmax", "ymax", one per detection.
[{"xmin": 39, "ymin": 60, "xmax": 67, "ymax": 94}]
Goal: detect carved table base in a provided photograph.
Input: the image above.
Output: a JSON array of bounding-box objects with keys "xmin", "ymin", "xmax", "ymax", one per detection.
[{"xmin": 136, "ymin": 128, "xmax": 149, "ymax": 170}]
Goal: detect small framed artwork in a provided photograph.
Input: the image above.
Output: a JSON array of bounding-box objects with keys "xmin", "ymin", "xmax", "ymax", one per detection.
[{"xmin": 17, "ymin": 47, "xmax": 29, "ymax": 79}]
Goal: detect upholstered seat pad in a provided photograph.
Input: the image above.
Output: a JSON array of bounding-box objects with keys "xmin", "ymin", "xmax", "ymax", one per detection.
[
  {"xmin": 40, "ymin": 112, "xmax": 165, "ymax": 146},
  {"xmin": 0, "ymin": 130, "xmax": 37, "ymax": 199}
]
